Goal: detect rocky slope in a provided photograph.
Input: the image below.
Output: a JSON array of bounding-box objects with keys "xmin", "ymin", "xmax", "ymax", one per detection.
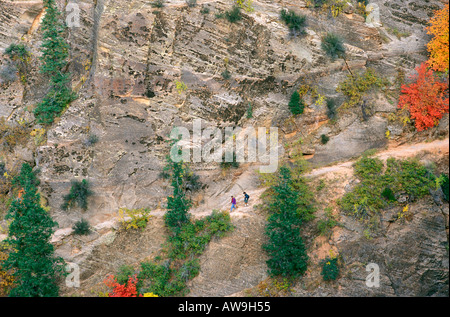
[{"xmin": 0, "ymin": 0, "xmax": 448, "ymax": 297}]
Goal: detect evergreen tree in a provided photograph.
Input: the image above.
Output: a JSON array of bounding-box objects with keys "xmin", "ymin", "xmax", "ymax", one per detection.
[
  {"xmin": 164, "ymin": 153, "xmax": 192, "ymax": 233},
  {"xmin": 288, "ymin": 91, "xmax": 305, "ymax": 116},
  {"xmin": 40, "ymin": 0, "xmax": 70, "ymax": 77},
  {"xmin": 3, "ymin": 163, "xmax": 65, "ymax": 297},
  {"xmin": 34, "ymin": 0, "xmax": 75, "ymax": 125},
  {"xmin": 263, "ymin": 166, "xmax": 309, "ymax": 277}
]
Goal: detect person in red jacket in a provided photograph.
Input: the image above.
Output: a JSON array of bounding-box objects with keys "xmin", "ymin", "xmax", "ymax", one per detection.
[{"xmin": 230, "ymin": 196, "xmax": 237, "ymax": 212}]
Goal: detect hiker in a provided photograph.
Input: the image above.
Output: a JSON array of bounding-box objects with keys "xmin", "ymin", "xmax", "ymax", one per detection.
[
  {"xmin": 230, "ymin": 196, "xmax": 237, "ymax": 212},
  {"xmin": 243, "ymin": 192, "xmax": 250, "ymax": 206}
]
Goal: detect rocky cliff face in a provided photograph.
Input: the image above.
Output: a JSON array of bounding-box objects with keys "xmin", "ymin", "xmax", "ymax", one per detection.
[{"xmin": 0, "ymin": 0, "xmax": 448, "ymax": 297}]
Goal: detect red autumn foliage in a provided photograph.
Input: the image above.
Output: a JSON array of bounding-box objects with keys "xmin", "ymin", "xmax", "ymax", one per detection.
[
  {"xmin": 104, "ymin": 274, "xmax": 142, "ymax": 297},
  {"xmin": 397, "ymin": 62, "xmax": 449, "ymax": 131}
]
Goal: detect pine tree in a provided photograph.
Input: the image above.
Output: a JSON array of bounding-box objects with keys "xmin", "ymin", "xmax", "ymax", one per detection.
[
  {"xmin": 34, "ymin": 0, "xmax": 75, "ymax": 125},
  {"xmin": 3, "ymin": 163, "xmax": 65, "ymax": 297},
  {"xmin": 164, "ymin": 153, "xmax": 192, "ymax": 233},
  {"xmin": 40, "ymin": 0, "xmax": 69, "ymax": 77},
  {"xmin": 263, "ymin": 166, "xmax": 309, "ymax": 277}
]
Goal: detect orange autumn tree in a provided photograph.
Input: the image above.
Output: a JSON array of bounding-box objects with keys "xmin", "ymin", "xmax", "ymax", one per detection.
[
  {"xmin": 397, "ymin": 62, "xmax": 449, "ymax": 131},
  {"xmin": 426, "ymin": 4, "xmax": 449, "ymax": 72},
  {"xmin": 103, "ymin": 274, "xmax": 142, "ymax": 297}
]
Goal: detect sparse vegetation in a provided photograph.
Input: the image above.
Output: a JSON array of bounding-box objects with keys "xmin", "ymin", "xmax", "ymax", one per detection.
[
  {"xmin": 338, "ymin": 156, "xmax": 437, "ymax": 232},
  {"xmin": 224, "ymin": 6, "xmax": 242, "ymax": 23},
  {"xmin": 280, "ymin": 9, "xmax": 307, "ymax": 36},
  {"xmin": 0, "ymin": 118, "xmax": 30, "ymax": 151},
  {"xmin": 326, "ymin": 98, "xmax": 337, "ymax": 120},
  {"xmin": 221, "ymin": 69, "xmax": 231, "ymax": 80},
  {"xmin": 3, "ymin": 43, "xmax": 30, "ymax": 85},
  {"xmin": 151, "ymin": 0, "xmax": 165, "ymax": 8},
  {"xmin": 200, "ymin": 6, "xmax": 210, "ymax": 14},
  {"xmin": 337, "ymin": 68, "xmax": 389, "ymax": 110},
  {"xmin": 110, "ymin": 211, "xmax": 233, "ymax": 297},
  {"xmin": 0, "ymin": 62, "xmax": 18, "ymax": 85},
  {"xmin": 61, "ymin": 179, "xmax": 93, "ymax": 211},
  {"xmin": 72, "ymin": 218, "xmax": 92, "ymax": 235},
  {"xmin": 317, "ymin": 207, "xmax": 340, "ymax": 236},
  {"xmin": 321, "ymin": 32, "xmax": 346, "ymax": 60},
  {"xmin": 84, "ymin": 133, "xmax": 99, "ymax": 146}
]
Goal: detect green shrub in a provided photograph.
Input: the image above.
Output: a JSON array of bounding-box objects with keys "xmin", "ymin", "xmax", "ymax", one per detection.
[
  {"xmin": 151, "ymin": 0, "xmax": 165, "ymax": 8},
  {"xmin": 84, "ymin": 134, "xmax": 98, "ymax": 146},
  {"xmin": 221, "ymin": 69, "xmax": 231, "ymax": 80},
  {"xmin": 280, "ymin": 9, "xmax": 307, "ymax": 36},
  {"xmin": 326, "ymin": 98, "xmax": 336, "ymax": 118},
  {"xmin": 225, "ymin": 6, "xmax": 242, "ymax": 23},
  {"xmin": 200, "ymin": 6, "xmax": 210, "ymax": 14},
  {"xmin": 116, "ymin": 265, "xmax": 135, "ymax": 285},
  {"xmin": 185, "ymin": 172, "xmax": 203, "ymax": 192},
  {"xmin": 61, "ymin": 179, "xmax": 93, "ymax": 211},
  {"xmin": 439, "ymin": 174, "xmax": 449, "ymax": 201},
  {"xmin": 72, "ymin": 218, "xmax": 91, "ymax": 235},
  {"xmin": 320, "ymin": 256, "xmax": 339, "ymax": 281},
  {"xmin": 381, "ymin": 187, "xmax": 396, "ymax": 201},
  {"xmin": 320, "ymin": 134, "xmax": 330, "ymax": 144},
  {"xmin": 321, "ymin": 32, "xmax": 346, "ymax": 60},
  {"xmin": 288, "ymin": 91, "xmax": 305, "ymax": 116},
  {"xmin": 4, "ymin": 43, "xmax": 30, "ymax": 61},
  {"xmin": 246, "ymin": 103, "xmax": 253, "ymax": 119}
]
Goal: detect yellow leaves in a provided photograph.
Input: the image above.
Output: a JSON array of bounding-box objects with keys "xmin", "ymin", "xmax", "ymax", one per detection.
[
  {"xmin": 174, "ymin": 80, "xmax": 187, "ymax": 94},
  {"xmin": 385, "ymin": 129, "xmax": 391, "ymax": 139},
  {"xmin": 0, "ymin": 245, "xmax": 16, "ymax": 296},
  {"xmin": 315, "ymin": 93, "xmax": 326, "ymax": 107},
  {"xmin": 118, "ymin": 208, "xmax": 152, "ymax": 231},
  {"xmin": 426, "ymin": 4, "xmax": 449, "ymax": 72},
  {"xmin": 235, "ymin": 0, "xmax": 254, "ymax": 13},
  {"xmin": 143, "ymin": 292, "xmax": 159, "ymax": 297},
  {"xmin": 397, "ymin": 204, "xmax": 411, "ymax": 221},
  {"xmin": 30, "ymin": 128, "xmax": 46, "ymax": 146}
]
